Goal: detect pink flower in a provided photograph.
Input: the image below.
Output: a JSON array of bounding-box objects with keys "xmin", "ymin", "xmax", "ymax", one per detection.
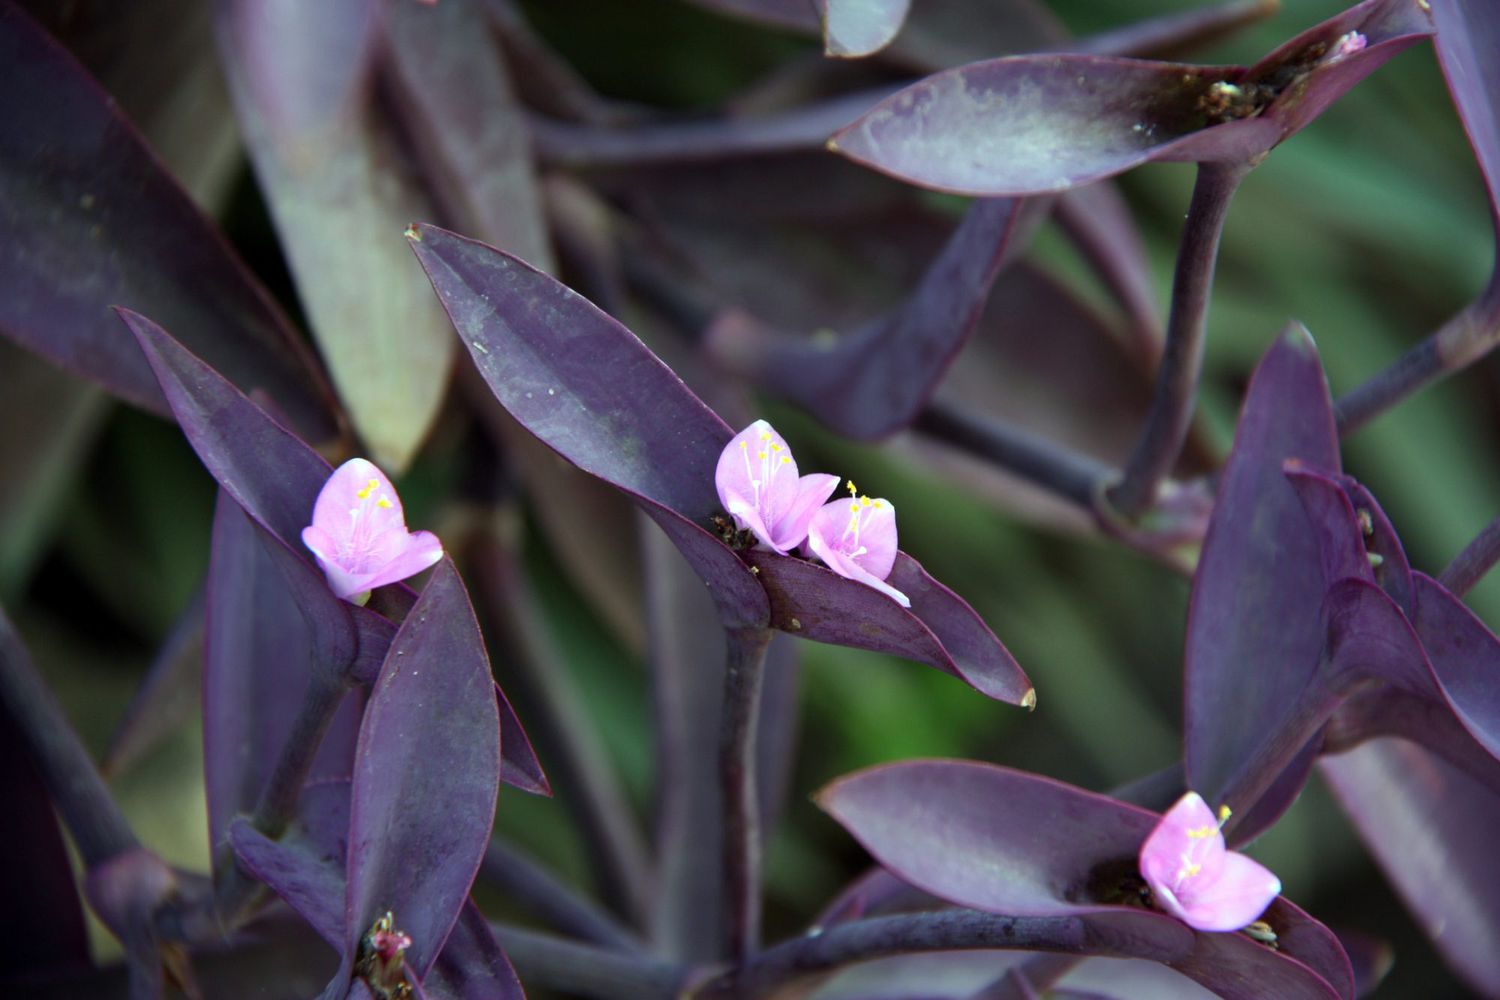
[
  {"xmin": 715, "ymin": 420, "xmax": 839, "ymax": 554},
  {"xmin": 1138, "ymin": 792, "xmax": 1281, "ymax": 932},
  {"xmin": 301, "ymin": 458, "xmax": 443, "ymax": 605},
  {"xmin": 803, "ymin": 482, "xmax": 910, "ymax": 607}
]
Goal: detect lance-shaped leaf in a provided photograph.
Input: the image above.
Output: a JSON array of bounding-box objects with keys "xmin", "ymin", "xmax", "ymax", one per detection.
[
  {"xmin": 205, "ymin": 494, "xmax": 366, "ymax": 864},
  {"xmin": 817, "ymin": 0, "xmax": 911, "ymax": 58},
  {"xmin": 819, "ymin": 760, "xmax": 1352, "ymax": 1000},
  {"xmin": 1282, "ymin": 467, "xmax": 1500, "ymax": 772},
  {"xmin": 128, "ymin": 309, "xmax": 543, "ymax": 789},
  {"xmin": 1321, "ymin": 739, "xmax": 1500, "ymax": 996},
  {"xmin": 215, "ymin": 0, "xmax": 455, "ymax": 471},
  {"xmin": 230, "ymin": 779, "xmax": 353, "ymax": 947},
  {"xmin": 409, "ymin": 224, "xmax": 1031, "ymax": 704},
  {"xmin": 708, "ymin": 197, "xmax": 1040, "ymax": 441},
  {"xmin": 383, "ymin": 0, "xmax": 553, "ymax": 275},
  {"xmin": 0, "ymin": 3, "xmax": 335, "ymax": 442},
  {"xmin": 344, "ymin": 559, "xmax": 501, "ymax": 983},
  {"xmin": 1184, "ymin": 325, "xmax": 1339, "ymax": 822},
  {"xmin": 830, "ymin": 0, "xmax": 1433, "ymax": 196}
]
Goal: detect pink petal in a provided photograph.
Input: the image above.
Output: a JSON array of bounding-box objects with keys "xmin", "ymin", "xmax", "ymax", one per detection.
[
  {"xmin": 1175, "ymin": 852, "xmax": 1281, "ymax": 932},
  {"xmin": 1139, "ymin": 792, "xmax": 1226, "ymax": 891},
  {"xmin": 808, "ymin": 528, "xmax": 912, "ymax": 607},
  {"xmin": 359, "ymin": 531, "xmax": 445, "ymax": 593},
  {"xmin": 724, "ymin": 487, "xmax": 783, "ymax": 553},
  {"xmin": 303, "ymin": 524, "xmax": 375, "ymax": 600},
  {"xmin": 715, "ymin": 420, "xmax": 810, "ymax": 552},
  {"xmin": 769, "ymin": 473, "xmax": 840, "ymax": 552},
  {"xmin": 311, "ymin": 458, "xmax": 407, "ymax": 539},
  {"xmin": 848, "ymin": 498, "xmax": 898, "ymax": 580}
]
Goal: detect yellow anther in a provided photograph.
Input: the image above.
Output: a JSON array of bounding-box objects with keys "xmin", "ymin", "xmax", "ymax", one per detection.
[
  {"xmin": 357, "ymin": 478, "xmax": 379, "ymax": 500},
  {"xmin": 771, "ymin": 443, "xmax": 783, "ymax": 451},
  {"xmin": 873, "ymin": 500, "xmax": 884, "ymax": 509},
  {"xmin": 849, "ymin": 503, "xmax": 859, "ymax": 513},
  {"xmin": 760, "ymin": 432, "xmax": 772, "ymax": 441},
  {"xmin": 758, "ymin": 451, "xmax": 767, "ymax": 460},
  {"xmin": 740, "ymin": 441, "xmax": 748, "ymax": 451},
  {"xmin": 377, "ymin": 497, "xmax": 394, "ymax": 509},
  {"xmin": 1217, "ymin": 804, "xmax": 1232, "ymax": 824},
  {"xmin": 1183, "ymin": 861, "xmax": 1202, "ymax": 877},
  {"xmin": 860, "ymin": 497, "xmax": 872, "ymax": 508},
  {"xmin": 781, "ymin": 456, "xmax": 791, "ymax": 464},
  {"xmin": 846, "ymin": 480, "xmax": 858, "ymax": 497},
  {"xmin": 1186, "ymin": 825, "xmax": 1215, "ymax": 839}
]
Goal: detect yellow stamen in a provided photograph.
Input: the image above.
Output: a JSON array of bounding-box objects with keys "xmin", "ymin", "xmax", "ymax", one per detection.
[
  {"xmin": 781, "ymin": 456, "xmax": 791, "ymax": 464},
  {"xmin": 1218, "ymin": 804, "xmax": 1232, "ymax": 824},
  {"xmin": 846, "ymin": 480, "xmax": 858, "ymax": 497},
  {"xmin": 357, "ymin": 478, "xmax": 379, "ymax": 500},
  {"xmin": 1186, "ymin": 825, "xmax": 1216, "ymax": 839},
  {"xmin": 860, "ymin": 497, "xmax": 872, "ymax": 508},
  {"xmin": 377, "ymin": 497, "xmax": 393, "ymax": 509}
]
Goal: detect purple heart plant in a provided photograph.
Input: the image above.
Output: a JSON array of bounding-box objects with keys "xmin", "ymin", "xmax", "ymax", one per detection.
[{"xmin": 4, "ymin": 0, "xmax": 1500, "ymax": 998}]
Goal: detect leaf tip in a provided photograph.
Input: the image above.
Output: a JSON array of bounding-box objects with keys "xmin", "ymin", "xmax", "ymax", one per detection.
[{"xmin": 404, "ymin": 223, "xmax": 423, "ymax": 243}]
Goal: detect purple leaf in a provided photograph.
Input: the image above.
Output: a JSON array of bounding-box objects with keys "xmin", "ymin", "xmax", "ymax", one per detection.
[
  {"xmin": 0, "ymin": 3, "xmax": 335, "ymax": 442},
  {"xmin": 708, "ymin": 197, "xmax": 1039, "ymax": 440},
  {"xmin": 410, "ymin": 224, "xmax": 1031, "ymax": 702},
  {"xmin": 749, "ymin": 551, "xmax": 1032, "ymax": 704},
  {"xmin": 229, "ymin": 779, "xmax": 354, "ymax": 950},
  {"xmin": 1408, "ymin": 572, "xmax": 1500, "ymax": 760},
  {"xmin": 817, "ymin": 0, "xmax": 911, "ymax": 58},
  {"xmin": 1322, "ymin": 740, "xmax": 1500, "ymax": 995},
  {"xmin": 421, "ymin": 901, "xmax": 527, "ymax": 1000},
  {"xmin": 346, "ymin": 559, "xmax": 501, "ymax": 979},
  {"xmin": 1185, "ymin": 325, "xmax": 1339, "ymax": 815},
  {"xmin": 121, "ymin": 307, "xmax": 331, "ymax": 548},
  {"xmin": 495, "ymin": 682, "xmax": 550, "ymax": 797},
  {"xmin": 216, "ymin": 0, "xmax": 455, "ymax": 471},
  {"xmin": 1428, "ymin": 0, "xmax": 1500, "ymax": 231},
  {"xmin": 819, "ymin": 760, "xmax": 1348, "ymax": 999},
  {"xmin": 407, "ymin": 223, "xmax": 769, "ymax": 630},
  {"xmin": 383, "ymin": 0, "xmax": 553, "ymax": 275},
  {"xmin": 830, "ymin": 0, "xmax": 1432, "ymax": 195},
  {"xmin": 205, "ymin": 493, "xmax": 366, "ymax": 862}
]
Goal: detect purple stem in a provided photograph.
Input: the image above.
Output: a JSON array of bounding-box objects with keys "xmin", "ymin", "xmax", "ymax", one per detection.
[
  {"xmin": 1107, "ymin": 162, "xmax": 1249, "ymax": 519},
  {"xmin": 491, "ymin": 923, "xmax": 685, "ymax": 1000},
  {"xmin": 913, "ymin": 399, "xmax": 1113, "ymax": 509},
  {"xmin": 721, "ymin": 625, "xmax": 774, "ymax": 962},
  {"xmin": 1438, "ymin": 509, "xmax": 1500, "ymax": 597},
  {"xmin": 0, "ymin": 605, "xmax": 138, "ymax": 867},
  {"xmin": 1336, "ymin": 281, "xmax": 1500, "ymax": 435},
  {"xmin": 480, "ymin": 837, "xmax": 644, "ymax": 953},
  {"xmin": 689, "ymin": 910, "xmax": 1160, "ymax": 1000}
]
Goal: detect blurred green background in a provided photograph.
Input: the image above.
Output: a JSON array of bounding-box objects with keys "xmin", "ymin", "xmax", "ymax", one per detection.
[{"xmin": 4, "ymin": 1, "xmax": 1494, "ymax": 996}]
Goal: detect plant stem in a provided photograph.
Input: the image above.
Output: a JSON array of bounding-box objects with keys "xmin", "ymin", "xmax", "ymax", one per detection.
[
  {"xmin": 914, "ymin": 399, "xmax": 1113, "ymax": 509},
  {"xmin": 480, "ymin": 837, "xmax": 643, "ymax": 952},
  {"xmin": 490, "ymin": 923, "xmax": 684, "ymax": 1000},
  {"xmin": 1438, "ymin": 509, "xmax": 1500, "ymax": 596},
  {"xmin": 1107, "ymin": 162, "xmax": 1249, "ymax": 519},
  {"xmin": 1336, "ymin": 282, "xmax": 1500, "ymax": 436},
  {"xmin": 688, "ymin": 909, "xmax": 1177, "ymax": 1000},
  {"xmin": 720, "ymin": 625, "xmax": 774, "ymax": 962},
  {"xmin": 0, "ymin": 605, "xmax": 137, "ymax": 866}
]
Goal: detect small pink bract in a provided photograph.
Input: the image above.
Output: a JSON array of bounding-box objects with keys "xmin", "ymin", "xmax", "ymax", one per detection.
[
  {"xmin": 301, "ymin": 457, "xmax": 444, "ymax": 604},
  {"xmin": 1138, "ymin": 791, "xmax": 1281, "ymax": 932}
]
